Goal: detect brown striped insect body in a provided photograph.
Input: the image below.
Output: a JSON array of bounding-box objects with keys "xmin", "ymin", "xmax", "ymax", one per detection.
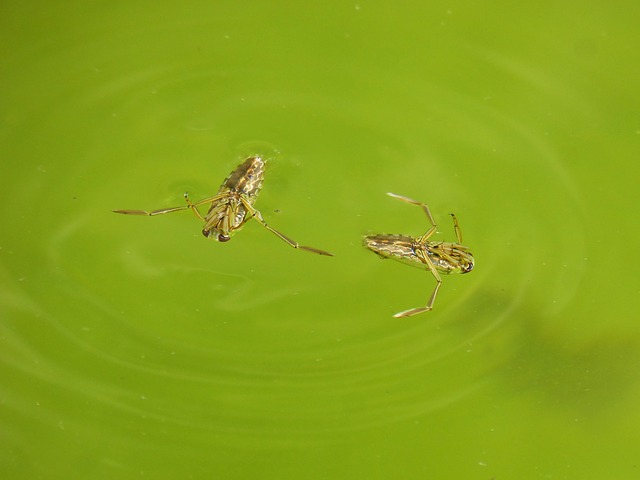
[{"xmin": 200, "ymin": 156, "xmax": 265, "ymax": 241}]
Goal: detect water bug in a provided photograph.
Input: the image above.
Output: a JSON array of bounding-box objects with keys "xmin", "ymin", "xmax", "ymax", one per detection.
[
  {"xmin": 114, "ymin": 156, "xmax": 332, "ymax": 256},
  {"xmin": 363, "ymin": 192, "xmax": 474, "ymax": 317}
]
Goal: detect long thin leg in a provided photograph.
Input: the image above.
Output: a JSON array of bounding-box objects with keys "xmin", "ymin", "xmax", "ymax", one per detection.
[
  {"xmin": 183, "ymin": 193, "xmax": 207, "ymax": 222},
  {"xmin": 387, "ymin": 192, "xmax": 438, "ymax": 241},
  {"xmin": 239, "ymin": 198, "xmax": 333, "ymax": 256},
  {"xmin": 185, "ymin": 193, "xmax": 226, "ymax": 208},
  {"xmin": 113, "ymin": 193, "xmax": 225, "ymax": 222},
  {"xmin": 450, "ymin": 213, "xmax": 463, "ymax": 243},
  {"xmin": 113, "ymin": 205, "xmax": 191, "ymax": 216},
  {"xmin": 393, "ymin": 249, "xmax": 443, "ymax": 318}
]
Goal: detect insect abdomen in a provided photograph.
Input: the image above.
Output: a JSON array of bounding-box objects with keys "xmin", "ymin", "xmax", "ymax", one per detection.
[
  {"xmin": 363, "ymin": 234, "xmax": 422, "ymax": 264},
  {"xmin": 220, "ymin": 156, "xmax": 265, "ymax": 200}
]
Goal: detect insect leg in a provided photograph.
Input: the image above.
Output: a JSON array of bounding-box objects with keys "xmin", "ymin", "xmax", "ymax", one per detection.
[
  {"xmin": 183, "ymin": 193, "xmax": 207, "ymax": 221},
  {"xmin": 114, "ymin": 193, "xmax": 225, "ymax": 221},
  {"xmin": 114, "ymin": 193, "xmax": 219, "ymax": 221},
  {"xmin": 386, "ymin": 192, "xmax": 438, "ymax": 241},
  {"xmin": 393, "ymin": 250, "xmax": 443, "ymax": 318},
  {"xmin": 113, "ymin": 206, "xmax": 191, "ymax": 216},
  {"xmin": 240, "ymin": 198, "xmax": 333, "ymax": 256},
  {"xmin": 450, "ymin": 213, "xmax": 463, "ymax": 244}
]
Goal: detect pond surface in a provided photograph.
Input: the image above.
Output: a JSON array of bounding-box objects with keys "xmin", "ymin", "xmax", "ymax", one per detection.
[{"xmin": 2, "ymin": 1, "xmax": 639, "ymax": 479}]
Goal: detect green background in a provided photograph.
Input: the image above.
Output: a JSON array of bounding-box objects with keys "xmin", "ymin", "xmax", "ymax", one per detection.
[{"xmin": 2, "ymin": 1, "xmax": 639, "ymax": 478}]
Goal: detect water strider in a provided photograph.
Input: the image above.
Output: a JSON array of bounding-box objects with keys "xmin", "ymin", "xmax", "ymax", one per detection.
[
  {"xmin": 363, "ymin": 193, "xmax": 474, "ymax": 317},
  {"xmin": 114, "ymin": 156, "xmax": 333, "ymax": 256}
]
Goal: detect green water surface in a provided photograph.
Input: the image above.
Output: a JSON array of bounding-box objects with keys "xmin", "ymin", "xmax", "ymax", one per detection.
[{"xmin": 2, "ymin": 1, "xmax": 640, "ymax": 479}]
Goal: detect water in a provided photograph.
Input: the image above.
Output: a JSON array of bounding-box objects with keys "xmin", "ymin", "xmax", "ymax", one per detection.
[{"xmin": 2, "ymin": 1, "xmax": 639, "ymax": 478}]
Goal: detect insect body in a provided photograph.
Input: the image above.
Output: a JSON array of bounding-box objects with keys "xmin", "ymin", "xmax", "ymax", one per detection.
[
  {"xmin": 114, "ymin": 156, "xmax": 332, "ymax": 256},
  {"xmin": 363, "ymin": 193, "xmax": 474, "ymax": 317}
]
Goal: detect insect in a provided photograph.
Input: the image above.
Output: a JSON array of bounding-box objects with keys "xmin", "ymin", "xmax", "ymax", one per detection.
[
  {"xmin": 363, "ymin": 193, "xmax": 474, "ymax": 317},
  {"xmin": 114, "ymin": 156, "xmax": 333, "ymax": 256}
]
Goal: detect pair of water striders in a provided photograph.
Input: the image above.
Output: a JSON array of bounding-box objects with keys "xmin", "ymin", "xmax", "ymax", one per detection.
[{"xmin": 114, "ymin": 156, "xmax": 474, "ymax": 317}]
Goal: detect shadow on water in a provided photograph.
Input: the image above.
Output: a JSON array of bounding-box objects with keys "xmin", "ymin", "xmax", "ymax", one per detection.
[{"xmin": 446, "ymin": 285, "xmax": 640, "ymax": 418}]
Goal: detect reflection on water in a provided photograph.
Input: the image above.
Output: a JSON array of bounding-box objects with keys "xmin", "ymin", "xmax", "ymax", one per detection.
[{"xmin": 1, "ymin": 2, "xmax": 636, "ymax": 478}]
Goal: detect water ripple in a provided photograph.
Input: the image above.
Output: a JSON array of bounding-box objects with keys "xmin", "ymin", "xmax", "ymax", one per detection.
[{"xmin": 1, "ymin": 40, "xmax": 590, "ymax": 447}]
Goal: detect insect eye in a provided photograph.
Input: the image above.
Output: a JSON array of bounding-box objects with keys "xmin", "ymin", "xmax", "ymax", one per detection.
[
  {"xmin": 463, "ymin": 262, "xmax": 474, "ymax": 273},
  {"xmin": 202, "ymin": 229, "xmax": 211, "ymax": 238},
  {"xmin": 218, "ymin": 234, "xmax": 231, "ymax": 242}
]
